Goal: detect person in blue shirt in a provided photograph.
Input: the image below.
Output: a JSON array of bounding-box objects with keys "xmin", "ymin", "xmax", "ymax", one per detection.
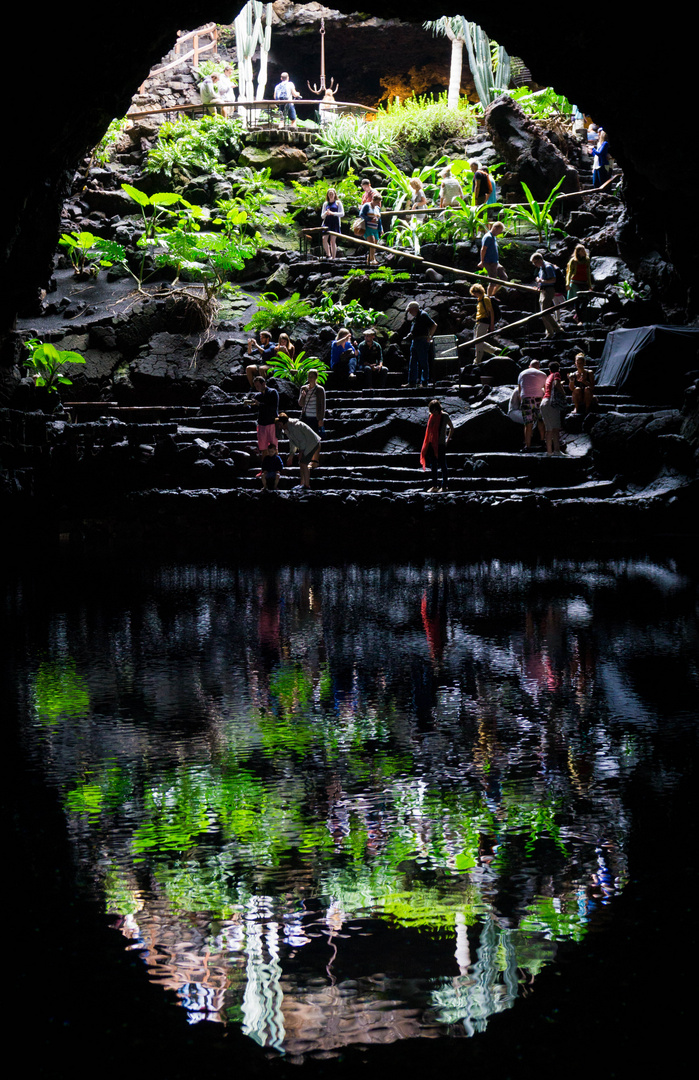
[
  {"xmin": 330, "ymin": 328, "xmax": 357, "ymax": 378},
  {"xmin": 246, "ymin": 330, "xmax": 278, "ymax": 387},
  {"xmin": 589, "ymin": 128, "xmax": 610, "ymax": 186},
  {"xmin": 478, "ymin": 221, "xmax": 509, "ymax": 296}
]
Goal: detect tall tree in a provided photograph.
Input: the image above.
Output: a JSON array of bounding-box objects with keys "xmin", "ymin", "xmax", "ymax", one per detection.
[{"xmin": 425, "ymin": 18, "xmax": 511, "ymax": 110}]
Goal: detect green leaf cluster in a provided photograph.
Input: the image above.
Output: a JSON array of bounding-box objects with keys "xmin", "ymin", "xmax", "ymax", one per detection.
[
  {"xmin": 144, "ymin": 114, "xmax": 244, "ymax": 180},
  {"xmin": 311, "ymin": 293, "xmax": 383, "ymax": 330},
  {"xmin": 23, "ymin": 338, "xmax": 86, "ymax": 394},
  {"xmin": 265, "ymin": 350, "xmax": 329, "ymax": 387},
  {"xmin": 315, "ymin": 117, "xmax": 396, "ymax": 176},
  {"xmin": 290, "ymin": 171, "xmax": 363, "ymax": 214},
  {"xmin": 244, "ymin": 291, "xmax": 314, "ymax": 333},
  {"xmin": 373, "ymin": 93, "xmax": 477, "ymax": 149}
]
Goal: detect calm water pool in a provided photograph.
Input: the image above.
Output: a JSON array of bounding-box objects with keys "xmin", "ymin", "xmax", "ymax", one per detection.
[{"xmin": 8, "ymin": 555, "xmax": 698, "ymax": 1073}]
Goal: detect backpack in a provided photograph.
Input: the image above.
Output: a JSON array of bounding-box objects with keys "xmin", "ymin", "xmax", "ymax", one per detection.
[
  {"xmin": 275, "ymin": 81, "xmax": 291, "ymax": 101},
  {"xmin": 554, "ymin": 265, "xmax": 566, "ymax": 293}
]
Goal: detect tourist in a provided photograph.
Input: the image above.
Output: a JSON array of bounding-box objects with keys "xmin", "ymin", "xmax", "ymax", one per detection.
[
  {"xmin": 566, "ymin": 244, "xmax": 593, "ymax": 322},
  {"xmin": 360, "ymin": 177, "xmax": 378, "ymax": 205},
  {"xmin": 321, "ymin": 187, "xmax": 344, "ymax": 259},
  {"xmin": 299, "ymin": 367, "xmax": 325, "ymax": 466},
  {"xmin": 531, "ymin": 252, "xmax": 561, "ymax": 337},
  {"xmin": 409, "ymin": 178, "xmax": 428, "ymax": 215},
  {"xmin": 470, "ymin": 160, "xmax": 492, "ymax": 206},
  {"xmin": 360, "ymin": 193, "xmax": 383, "ymax": 265},
  {"xmin": 483, "ymin": 165, "xmax": 498, "ymax": 212},
  {"xmin": 276, "ymin": 333, "xmax": 296, "ymax": 360},
  {"xmin": 319, "ymin": 88, "xmax": 337, "ymax": 126},
  {"xmin": 478, "ymin": 221, "xmax": 509, "ymax": 296},
  {"xmin": 541, "ymin": 361, "xmax": 567, "ymax": 456},
  {"xmin": 199, "ymin": 72, "xmax": 221, "ymax": 115},
  {"xmin": 246, "ymin": 330, "xmax": 277, "ymax": 386},
  {"xmin": 277, "ymin": 412, "xmax": 321, "ymax": 490},
  {"xmin": 517, "ymin": 358, "xmax": 547, "ymax": 451},
  {"xmin": 357, "ymin": 328, "xmax": 386, "ymax": 387},
  {"xmin": 218, "ymin": 65, "xmax": 236, "ymax": 116},
  {"xmin": 590, "ymin": 128, "xmax": 610, "ymax": 186},
  {"xmin": 248, "ymin": 376, "xmax": 279, "ymax": 455},
  {"xmin": 420, "ymin": 399, "xmax": 454, "ymax": 493},
  {"xmin": 568, "ymin": 352, "xmax": 596, "ymax": 415},
  {"xmin": 404, "ymin": 301, "xmax": 437, "ymax": 388},
  {"xmin": 260, "ymin": 442, "xmax": 283, "ymax": 490},
  {"xmin": 469, "ymin": 283, "xmax": 499, "ymax": 364},
  {"xmin": 439, "ymin": 165, "xmax": 463, "ymax": 209},
  {"xmin": 330, "ymin": 328, "xmax": 357, "ymax": 378},
  {"xmin": 273, "ymin": 71, "xmax": 301, "ymax": 127}
]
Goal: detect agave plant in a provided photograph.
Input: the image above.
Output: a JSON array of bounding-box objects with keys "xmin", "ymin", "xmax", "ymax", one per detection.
[
  {"xmin": 266, "ymin": 350, "xmax": 329, "ymax": 387},
  {"xmin": 315, "ymin": 117, "xmax": 396, "ymax": 177}
]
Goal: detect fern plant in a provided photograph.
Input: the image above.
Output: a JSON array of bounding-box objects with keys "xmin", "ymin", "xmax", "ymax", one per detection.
[{"xmin": 245, "ymin": 292, "xmax": 315, "ymax": 333}]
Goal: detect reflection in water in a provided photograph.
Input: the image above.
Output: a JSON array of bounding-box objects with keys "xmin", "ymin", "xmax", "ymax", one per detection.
[{"xmin": 15, "ymin": 559, "xmax": 697, "ymax": 1058}]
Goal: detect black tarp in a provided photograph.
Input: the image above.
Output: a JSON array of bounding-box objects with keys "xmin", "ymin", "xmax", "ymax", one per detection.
[{"xmin": 596, "ymin": 325, "xmax": 699, "ymax": 402}]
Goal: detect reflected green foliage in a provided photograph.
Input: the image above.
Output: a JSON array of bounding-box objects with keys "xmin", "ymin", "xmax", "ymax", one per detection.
[
  {"xmin": 32, "ymin": 658, "xmax": 90, "ymax": 721},
  {"xmin": 520, "ymin": 895, "xmax": 589, "ymax": 942},
  {"xmin": 65, "ymin": 766, "xmax": 131, "ymax": 816}
]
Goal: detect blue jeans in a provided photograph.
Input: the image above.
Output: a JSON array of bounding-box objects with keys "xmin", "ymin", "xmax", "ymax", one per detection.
[
  {"xmin": 277, "ymin": 102, "xmax": 297, "ymax": 123},
  {"xmin": 409, "ymin": 338, "xmax": 430, "ymax": 386}
]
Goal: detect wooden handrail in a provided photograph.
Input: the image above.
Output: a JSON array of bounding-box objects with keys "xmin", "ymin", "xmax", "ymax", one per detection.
[
  {"xmin": 302, "ymin": 228, "xmax": 539, "ymax": 293},
  {"xmin": 127, "ymin": 99, "xmax": 377, "ymax": 121}
]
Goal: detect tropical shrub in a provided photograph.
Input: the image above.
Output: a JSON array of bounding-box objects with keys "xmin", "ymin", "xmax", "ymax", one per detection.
[
  {"xmin": 23, "ymin": 339, "xmax": 86, "ymax": 394},
  {"xmin": 372, "ymin": 94, "xmax": 477, "ymax": 150},
  {"xmin": 290, "ymin": 171, "xmax": 363, "ymax": 215},
  {"xmin": 310, "ymin": 294, "xmax": 383, "ymax": 330},
  {"xmin": 245, "ymin": 292, "xmax": 315, "ymax": 334},
  {"xmin": 266, "ymin": 350, "xmax": 329, "ymax": 387},
  {"xmin": 144, "ymin": 114, "xmax": 244, "ymax": 180},
  {"xmin": 369, "ymin": 153, "xmax": 448, "ymax": 212},
  {"xmin": 59, "ymin": 231, "xmax": 126, "ymax": 277},
  {"xmin": 508, "ymin": 86, "xmax": 573, "ymax": 120},
  {"xmin": 315, "ymin": 117, "xmax": 396, "ymax": 176},
  {"xmin": 155, "ymin": 228, "xmax": 259, "ymax": 300}
]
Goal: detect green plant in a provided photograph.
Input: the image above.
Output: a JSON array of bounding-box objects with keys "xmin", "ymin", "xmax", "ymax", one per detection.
[
  {"xmin": 368, "ymin": 267, "xmax": 410, "ymax": 282},
  {"xmin": 59, "ymin": 231, "xmax": 126, "ymax": 277},
  {"xmin": 23, "ymin": 338, "xmax": 85, "ymax": 394},
  {"xmin": 196, "ymin": 59, "xmax": 238, "ymax": 82},
  {"xmin": 424, "ymin": 19, "xmax": 510, "ymax": 110},
  {"xmin": 315, "ymin": 117, "xmax": 396, "ymax": 176},
  {"xmin": 511, "ymin": 176, "xmax": 566, "ymax": 242},
  {"xmin": 372, "ymin": 94, "xmax": 476, "ymax": 148},
  {"xmin": 369, "ymin": 153, "xmax": 449, "ymax": 213},
  {"xmin": 120, "ymin": 184, "xmax": 208, "ymax": 286},
  {"xmin": 290, "ymin": 171, "xmax": 363, "ymax": 215},
  {"xmin": 508, "ymin": 86, "xmax": 573, "ymax": 119},
  {"xmin": 245, "ymin": 292, "xmax": 314, "ymax": 333},
  {"xmin": 92, "ymin": 117, "xmax": 128, "ymax": 165},
  {"xmin": 144, "ymin": 114, "xmax": 243, "ymax": 180},
  {"xmin": 310, "ymin": 294, "xmax": 383, "ymax": 330},
  {"xmin": 155, "ymin": 227, "xmax": 259, "ymax": 300},
  {"xmin": 266, "ymin": 350, "xmax": 329, "ymax": 387}
]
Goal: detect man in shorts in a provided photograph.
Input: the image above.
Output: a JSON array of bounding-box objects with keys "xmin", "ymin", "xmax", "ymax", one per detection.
[{"xmin": 517, "ymin": 358, "xmax": 547, "ymax": 451}]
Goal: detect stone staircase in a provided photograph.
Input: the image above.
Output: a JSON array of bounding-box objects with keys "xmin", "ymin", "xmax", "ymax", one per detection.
[{"xmin": 38, "ymin": 355, "xmax": 673, "ymax": 504}]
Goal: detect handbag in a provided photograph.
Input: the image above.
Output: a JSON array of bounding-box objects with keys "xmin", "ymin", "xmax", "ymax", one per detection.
[
  {"xmin": 552, "ymin": 379, "xmax": 567, "ymax": 410},
  {"xmin": 352, "ymin": 216, "xmax": 366, "ymax": 236}
]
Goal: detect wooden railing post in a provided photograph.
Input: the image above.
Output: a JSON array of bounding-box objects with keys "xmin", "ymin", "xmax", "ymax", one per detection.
[{"xmin": 193, "ymin": 33, "xmax": 199, "ymax": 69}]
